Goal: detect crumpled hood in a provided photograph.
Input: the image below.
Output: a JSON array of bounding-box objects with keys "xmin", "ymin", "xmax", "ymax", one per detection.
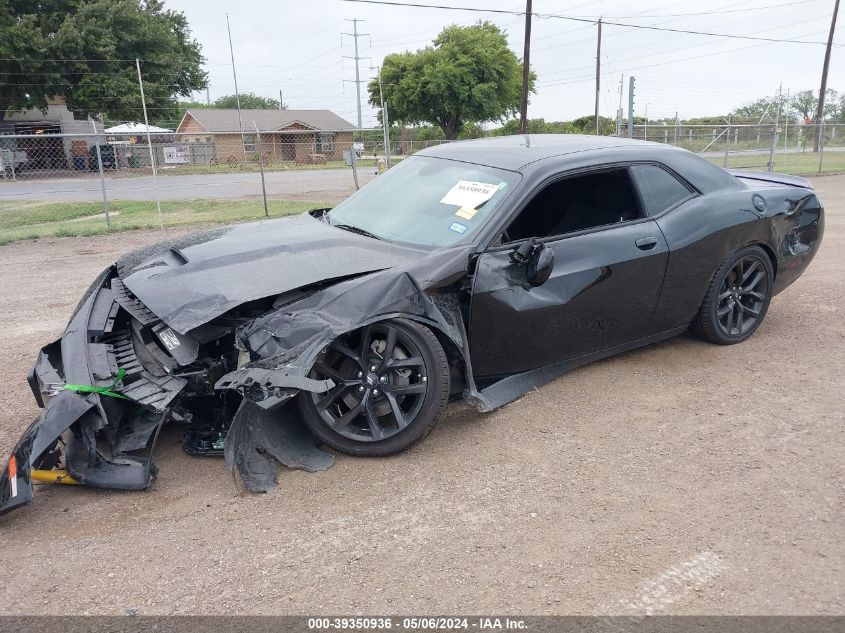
[{"xmin": 118, "ymin": 213, "xmax": 423, "ymax": 334}]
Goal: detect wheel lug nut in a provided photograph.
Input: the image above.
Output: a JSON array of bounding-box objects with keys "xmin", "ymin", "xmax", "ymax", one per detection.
[
  {"xmin": 370, "ymin": 365, "xmax": 378, "ymax": 372},
  {"xmin": 357, "ymin": 371, "xmax": 363, "ymax": 378},
  {"xmin": 379, "ymin": 375, "xmax": 387, "ymax": 383},
  {"xmin": 372, "ymin": 388, "xmax": 380, "ymax": 396},
  {"xmin": 358, "ymin": 386, "xmax": 365, "ymax": 393},
  {"xmin": 421, "ymin": 375, "xmax": 427, "ymax": 382}
]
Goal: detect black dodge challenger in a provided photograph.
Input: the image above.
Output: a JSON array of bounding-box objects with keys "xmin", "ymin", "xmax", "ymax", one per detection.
[{"xmin": 0, "ymin": 135, "xmax": 824, "ymax": 514}]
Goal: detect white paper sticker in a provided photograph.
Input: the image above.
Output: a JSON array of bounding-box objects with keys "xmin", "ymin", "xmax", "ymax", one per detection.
[{"xmin": 440, "ymin": 180, "xmax": 499, "ymax": 209}]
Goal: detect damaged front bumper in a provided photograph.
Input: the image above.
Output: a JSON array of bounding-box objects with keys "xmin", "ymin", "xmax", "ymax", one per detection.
[
  {"xmin": 0, "ymin": 269, "xmax": 340, "ymax": 516},
  {"xmin": 0, "ymin": 271, "xmax": 176, "ymax": 516}
]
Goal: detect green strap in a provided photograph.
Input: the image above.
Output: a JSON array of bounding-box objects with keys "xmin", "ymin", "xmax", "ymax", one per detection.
[{"xmin": 64, "ymin": 368, "xmax": 128, "ymax": 400}]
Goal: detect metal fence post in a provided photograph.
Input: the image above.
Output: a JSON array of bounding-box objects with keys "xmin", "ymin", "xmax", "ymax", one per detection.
[
  {"xmin": 350, "ymin": 148, "xmax": 360, "ymax": 190},
  {"xmin": 818, "ymin": 122, "xmax": 826, "ymax": 175},
  {"xmin": 90, "ymin": 119, "xmax": 110, "ymax": 228},
  {"xmin": 723, "ymin": 116, "xmax": 731, "ymax": 168},
  {"xmin": 252, "ymin": 121, "xmax": 269, "ymax": 218}
]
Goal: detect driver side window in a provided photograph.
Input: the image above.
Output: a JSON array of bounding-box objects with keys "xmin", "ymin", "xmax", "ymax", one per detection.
[{"xmin": 504, "ymin": 168, "xmax": 644, "ymax": 243}]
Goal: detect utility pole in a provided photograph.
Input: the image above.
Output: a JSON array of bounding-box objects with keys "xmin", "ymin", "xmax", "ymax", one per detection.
[
  {"xmin": 206, "ymin": 86, "xmax": 211, "ymax": 106},
  {"xmin": 519, "ymin": 0, "xmax": 532, "ymax": 134},
  {"xmin": 279, "ymin": 89, "xmax": 284, "ymax": 109},
  {"xmin": 343, "ymin": 18, "xmax": 369, "ymax": 129},
  {"xmin": 627, "ymin": 76, "xmax": 635, "ymax": 139},
  {"xmin": 226, "ymin": 13, "xmax": 246, "ymax": 161},
  {"xmin": 136, "ymin": 59, "xmax": 163, "ymax": 229},
  {"xmin": 814, "ymin": 0, "xmax": 840, "ymax": 151},
  {"xmin": 594, "ymin": 18, "xmax": 602, "ymax": 135}
]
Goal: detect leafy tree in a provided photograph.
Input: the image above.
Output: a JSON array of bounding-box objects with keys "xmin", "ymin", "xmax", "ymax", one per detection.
[
  {"xmin": 0, "ymin": 0, "xmax": 206, "ymax": 123},
  {"xmin": 491, "ymin": 118, "xmax": 551, "ymax": 135},
  {"xmin": 789, "ymin": 88, "xmax": 839, "ymax": 121},
  {"xmin": 569, "ymin": 115, "xmax": 616, "ymax": 135},
  {"xmin": 790, "ymin": 90, "xmax": 816, "ymax": 121},
  {"xmin": 731, "ymin": 90, "xmax": 842, "ymax": 124},
  {"xmin": 369, "ymin": 22, "xmax": 533, "ymax": 140},
  {"xmin": 213, "ymin": 92, "xmax": 281, "ymax": 109},
  {"xmin": 730, "ymin": 95, "xmax": 787, "ymax": 122}
]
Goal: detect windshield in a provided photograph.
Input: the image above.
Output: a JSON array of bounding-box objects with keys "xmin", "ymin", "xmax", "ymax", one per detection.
[{"xmin": 327, "ymin": 156, "xmax": 519, "ymax": 247}]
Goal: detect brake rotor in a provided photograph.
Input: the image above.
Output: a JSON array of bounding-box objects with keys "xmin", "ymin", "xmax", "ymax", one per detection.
[{"xmin": 338, "ymin": 336, "xmax": 411, "ymax": 418}]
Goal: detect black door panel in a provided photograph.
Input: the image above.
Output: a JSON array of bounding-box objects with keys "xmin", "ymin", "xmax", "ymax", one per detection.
[{"xmin": 469, "ymin": 220, "xmax": 669, "ymax": 377}]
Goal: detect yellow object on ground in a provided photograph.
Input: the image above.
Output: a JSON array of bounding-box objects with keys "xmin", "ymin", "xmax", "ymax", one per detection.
[{"xmin": 30, "ymin": 469, "xmax": 79, "ymax": 485}]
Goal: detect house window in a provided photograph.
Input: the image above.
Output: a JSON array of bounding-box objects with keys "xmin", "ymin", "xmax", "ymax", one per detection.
[
  {"xmin": 316, "ymin": 132, "xmax": 334, "ymax": 153},
  {"xmin": 243, "ymin": 134, "xmax": 256, "ymax": 152}
]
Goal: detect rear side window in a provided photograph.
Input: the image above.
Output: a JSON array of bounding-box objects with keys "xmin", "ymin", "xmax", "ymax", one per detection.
[{"xmin": 631, "ymin": 164, "xmax": 693, "ymax": 215}]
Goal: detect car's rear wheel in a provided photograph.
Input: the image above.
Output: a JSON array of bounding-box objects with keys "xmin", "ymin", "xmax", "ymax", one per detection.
[
  {"xmin": 297, "ymin": 318, "xmax": 449, "ymax": 456},
  {"xmin": 693, "ymin": 245, "xmax": 774, "ymax": 345}
]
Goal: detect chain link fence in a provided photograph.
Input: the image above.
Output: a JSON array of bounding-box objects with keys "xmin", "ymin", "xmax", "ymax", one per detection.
[
  {"xmin": 628, "ymin": 122, "xmax": 843, "ymax": 175},
  {"xmin": 0, "ymin": 128, "xmax": 457, "ymax": 243},
  {"xmin": 1, "ymin": 122, "xmax": 842, "ymax": 244},
  {"xmin": 0, "ymin": 129, "xmax": 447, "ymax": 181}
]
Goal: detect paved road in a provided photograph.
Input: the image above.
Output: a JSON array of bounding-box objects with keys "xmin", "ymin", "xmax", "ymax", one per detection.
[{"xmin": 0, "ymin": 168, "xmax": 377, "ymax": 203}]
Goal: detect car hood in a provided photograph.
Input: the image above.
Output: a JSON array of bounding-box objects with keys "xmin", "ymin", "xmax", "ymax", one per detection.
[{"xmin": 118, "ymin": 213, "xmax": 424, "ymax": 334}]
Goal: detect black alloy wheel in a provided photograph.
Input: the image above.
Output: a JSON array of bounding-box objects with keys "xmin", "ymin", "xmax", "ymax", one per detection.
[
  {"xmin": 694, "ymin": 245, "xmax": 774, "ymax": 345},
  {"xmin": 297, "ymin": 318, "xmax": 449, "ymax": 456},
  {"xmin": 716, "ymin": 256, "xmax": 769, "ymax": 337}
]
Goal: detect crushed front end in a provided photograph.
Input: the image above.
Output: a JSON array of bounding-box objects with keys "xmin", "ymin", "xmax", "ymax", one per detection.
[{"xmin": 0, "ymin": 268, "xmax": 241, "ymax": 515}]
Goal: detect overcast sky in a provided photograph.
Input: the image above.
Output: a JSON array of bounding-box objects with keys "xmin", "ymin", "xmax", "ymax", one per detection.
[{"xmin": 168, "ymin": 0, "xmax": 842, "ymax": 128}]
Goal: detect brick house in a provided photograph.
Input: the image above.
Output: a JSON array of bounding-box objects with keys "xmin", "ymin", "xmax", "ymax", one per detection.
[{"xmin": 175, "ymin": 109, "xmax": 356, "ymax": 162}]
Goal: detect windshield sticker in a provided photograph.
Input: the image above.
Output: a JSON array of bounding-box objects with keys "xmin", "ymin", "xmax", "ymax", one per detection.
[
  {"xmin": 449, "ymin": 222, "xmax": 468, "ymax": 234},
  {"xmin": 440, "ymin": 180, "xmax": 499, "ymax": 209},
  {"xmin": 455, "ymin": 206, "xmax": 478, "ymax": 220}
]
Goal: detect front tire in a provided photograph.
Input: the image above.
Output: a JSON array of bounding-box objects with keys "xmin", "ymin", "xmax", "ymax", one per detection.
[
  {"xmin": 693, "ymin": 245, "xmax": 774, "ymax": 345},
  {"xmin": 297, "ymin": 318, "xmax": 450, "ymax": 456}
]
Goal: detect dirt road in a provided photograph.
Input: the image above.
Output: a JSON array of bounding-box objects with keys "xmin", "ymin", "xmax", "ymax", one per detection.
[{"xmin": 0, "ymin": 177, "xmax": 842, "ymax": 615}]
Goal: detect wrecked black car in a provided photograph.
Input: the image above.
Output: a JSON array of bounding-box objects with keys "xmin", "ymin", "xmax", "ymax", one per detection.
[{"xmin": 0, "ymin": 135, "xmax": 824, "ymax": 514}]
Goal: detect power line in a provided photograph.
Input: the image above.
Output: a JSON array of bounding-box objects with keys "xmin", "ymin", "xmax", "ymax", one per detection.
[
  {"xmin": 342, "ymin": 0, "xmax": 521, "ymax": 16},
  {"xmin": 341, "ymin": 0, "xmax": 832, "ymax": 45},
  {"xmin": 533, "ymin": 15, "xmax": 830, "ymax": 80},
  {"xmin": 537, "ymin": 28, "xmax": 831, "ymax": 88},
  {"xmin": 580, "ymin": 0, "xmax": 822, "ymax": 19}
]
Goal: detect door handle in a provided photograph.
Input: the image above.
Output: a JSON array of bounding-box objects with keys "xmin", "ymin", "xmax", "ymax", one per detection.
[{"xmin": 635, "ymin": 236, "xmax": 658, "ymax": 251}]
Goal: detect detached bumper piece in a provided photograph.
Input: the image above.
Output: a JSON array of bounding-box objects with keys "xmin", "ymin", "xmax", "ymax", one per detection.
[{"xmin": 0, "ymin": 271, "xmax": 178, "ymax": 516}]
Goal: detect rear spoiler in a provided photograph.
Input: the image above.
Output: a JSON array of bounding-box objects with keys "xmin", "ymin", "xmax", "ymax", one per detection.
[{"xmin": 727, "ymin": 169, "xmax": 812, "ymax": 189}]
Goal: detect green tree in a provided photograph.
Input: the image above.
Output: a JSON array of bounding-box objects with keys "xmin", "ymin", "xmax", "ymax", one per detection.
[
  {"xmin": 790, "ymin": 88, "xmax": 840, "ymax": 121},
  {"xmin": 491, "ymin": 118, "xmax": 550, "ymax": 135},
  {"xmin": 569, "ymin": 115, "xmax": 616, "ymax": 135},
  {"xmin": 0, "ymin": 0, "xmax": 206, "ymax": 123},
  {"xmin": 369, "ymin": 22, "xmax": 532, "ymax": 140},
  {"xmin": 213, "ymin": 92, "xmax": 282, "ymax": 109},
  {"xmin": 730, "ymin": 96, "xmax": 785, "ymax": 122}
]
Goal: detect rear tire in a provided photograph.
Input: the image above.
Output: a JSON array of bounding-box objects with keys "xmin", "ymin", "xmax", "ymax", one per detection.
[
  {"xmin": 297, "ymin": 318, "xmax": 450, "ymax": 456},
  {"xmin": 693, "ymin": 245, "xmax": 774, "ymax": 345}
]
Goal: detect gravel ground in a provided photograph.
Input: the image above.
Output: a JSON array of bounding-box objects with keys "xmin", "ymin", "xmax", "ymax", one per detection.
[{"xmin": 0, "ymin": 177, "xmax": 842, "ymax": 615}]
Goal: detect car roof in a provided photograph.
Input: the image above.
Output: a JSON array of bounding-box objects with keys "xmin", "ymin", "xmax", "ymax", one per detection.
[{"xmin": 418, "ymin": 134, "xmax": 674, "ymax": 171}]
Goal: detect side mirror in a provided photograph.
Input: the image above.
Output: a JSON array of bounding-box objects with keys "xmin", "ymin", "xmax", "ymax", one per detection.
[{"xmin": 527, "ymin": 244, "xmax": 554, "ymax": 286}]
